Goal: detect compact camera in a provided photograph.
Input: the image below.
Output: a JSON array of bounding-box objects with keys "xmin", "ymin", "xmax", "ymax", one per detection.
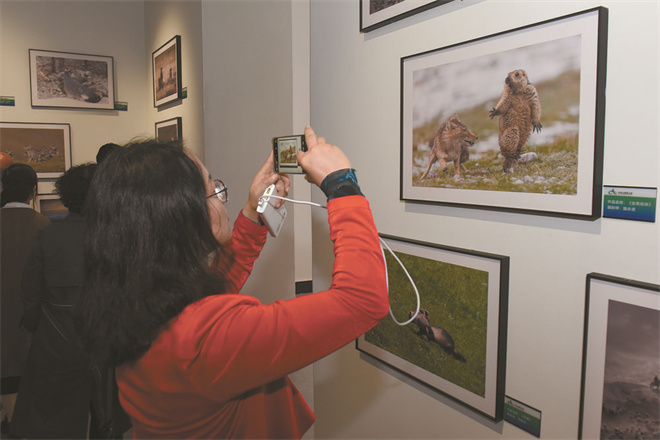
[
  {"xmin": 273, "ymin": 135, "xmax": 307, "ymax": 174},
  {"xmin": 257, "ymin": 184, "xmax": 287, "ymax": 237}
]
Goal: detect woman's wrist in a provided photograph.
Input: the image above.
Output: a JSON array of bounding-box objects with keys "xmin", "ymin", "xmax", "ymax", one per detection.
[{"xmin": 320, "ymin": 168, "xmax": 363, "ymax": 201}]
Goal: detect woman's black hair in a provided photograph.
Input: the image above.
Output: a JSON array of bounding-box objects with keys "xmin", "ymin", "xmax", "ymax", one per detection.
[
  {"xmin": 56, "ymin": 162, "xmax": 98, "ymax": 214},
  {"xmin": 76, "ymin": 139, "xmax": 232, "ymax": 367},
  {"xmin": 1, "ymin": 163, "xmax": 37, "ymax": 206}
]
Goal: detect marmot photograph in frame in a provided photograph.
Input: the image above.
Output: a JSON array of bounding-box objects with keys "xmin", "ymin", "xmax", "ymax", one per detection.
[
  {"xmin": 357, "ymin": 234, "xmax": 509, "ymax": 421},
  {"xmin": 0, "ymin": 122, "xmax": 71, "ymax": 179},
  {"xmin": 360, "ymin": 0, "xmax": 454, "ymax": 33},
  {"xmin": 400, "ymin": 7, "xmax": 608, "ymax": 220},
  {"xmin": 155, "ymin": 117, "xmax": 182, "ymax": 142},
  {"xmin": 29, "ymin": 49, "xmax": 115, "ymax": 110},
  {"xmin": 152, "ymin": 35, "xmax": 182, "ymax": 107},
  {"xmin": 579, "ymin": 273, "xmax": 660, "ymax": 440}
]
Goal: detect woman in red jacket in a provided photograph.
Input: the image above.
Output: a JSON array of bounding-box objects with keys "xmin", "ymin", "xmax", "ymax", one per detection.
[{"xmin": 77, "ymin": 126, "xmax": 388, "ymax": 438}]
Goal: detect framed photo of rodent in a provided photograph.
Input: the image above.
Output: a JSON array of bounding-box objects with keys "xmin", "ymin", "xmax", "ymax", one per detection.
[
  {"xmin": 0, "ymin": 122, "xmax": 72, "ymax": 179},
  {"xmin": 29, "ymin": 49, "xmax": 115, "ymax": 110},
  {"xmin": 155, "ymin": 117, "xmax": 182, "ymax": 142},
  {"xmin": 152, "ymin": 35, "xmax": 182, "ymax": 107},
  {"xmin": 360, "ymin": 0, "xmax": 454, "ymax": 33},
  {"xmin": 579, "ymin": 273, "xmax": 660, "ymax": 439},
  {"xmin": 357, "ymin": 234, "xmax": 509, "ymax": 421},
  {"xmin": 400, "ymin": 7, "xmax": 608, "ymax": 220}
]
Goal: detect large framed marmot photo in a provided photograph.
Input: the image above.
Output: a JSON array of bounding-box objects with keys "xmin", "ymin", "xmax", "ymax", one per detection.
[{"xmin": 400, "ymin": 7, "xmax": 608, "ymax": 220}]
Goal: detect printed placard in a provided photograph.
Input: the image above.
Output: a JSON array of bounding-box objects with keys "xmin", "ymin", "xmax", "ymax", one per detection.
[
  {"xmin": 504, "ymin": 396, "xmax": 541, "ymax": 437},
  {"xmin": 603, "ymin": 186, "xmax": 656, "ymax": 222}
]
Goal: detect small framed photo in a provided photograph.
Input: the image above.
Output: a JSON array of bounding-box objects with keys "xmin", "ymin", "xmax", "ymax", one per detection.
[
  {"xmin": 357, "ymin": 234, "xmax": 509, "ymax": 421},
  {"xmin": 36, "ymin": 194, "xmax": 68, "ymax": 221},
  {"xmin": 29, "ymin": 49, "xmax": 114, "ymax": 110},
  {"xmin": 360, "ymin": 0, "xmax": 454, "ymax": 33},
  {"xmin": 155, "ymin": 117, "xmax": 182, "ymax": 142},
  {"xmin": 152, "ymin": 35, "xmax": 182, "ymax": 107},
  {"xmin": 579, "ymin": 273, "xmax": 660, "ymax": 439},
  {"xmin": 401, "ymin": 7, "xmax": 608, "ymax": 220},
  {"xmin": 0, "ymin": 122, "xmax": 71, "ymax": 178}
]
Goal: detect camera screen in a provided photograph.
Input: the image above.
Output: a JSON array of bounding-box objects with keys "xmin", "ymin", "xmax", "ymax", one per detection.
[{"xmin": 273, "ymin": 135, "xmax": 306, "ymax": 174}]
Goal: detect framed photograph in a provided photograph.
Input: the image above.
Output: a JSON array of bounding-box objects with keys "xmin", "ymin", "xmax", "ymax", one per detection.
[
  {"xmin": 579, "ymin": 273, "xmax": 660, "ymax": 439},
  {"xmin": 357, "ymin": 234, "xmax": 509, "ymax": 421},
  {"xmin": 153, "ymin": 35, "xmax": 182, "ymax": 107},
  {"xmin": 36, "ymin": 194, "xmax": 68, "ymax": 221},
  {"xmin": 0, "ymin": 122, "xmax": 71, "ymax": 178},
  {"xmin": 155, "ymin": 117, "xmax": 182, "ymax": 142},
  {"xmin": 360, "ymin": 0, "xmax": 454, "ymax": 33},
  {"xmin": 29, "ymin": 49, "xmax": 114, "ymax": 110},
  {"xmin": 401, "ymin": 7, "xmax": 608, "ymax": 220}
]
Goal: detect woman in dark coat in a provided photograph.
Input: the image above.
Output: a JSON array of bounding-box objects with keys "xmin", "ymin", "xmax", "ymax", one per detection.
[{"xmin": 9, "ymin": 163, "xmax": 111, "ymax": 439}]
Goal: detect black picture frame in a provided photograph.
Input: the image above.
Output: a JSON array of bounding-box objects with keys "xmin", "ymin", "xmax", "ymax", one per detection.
[
  {"xmin": 360, "ymin": 0, "xmax": 454, "ymax": 33},
  {"xmin": 152, "ymin": 35, "xmax": 182, "ymax": 107},
  {"xmin": 579, "ymin": 273, "xmax": 660, "ymax": 439},
  {"xmin": 357, "ymin": 234, "xmax": 509, "ymax": 421},
  {"xmin": 155, "ymin": 117, "xmax": 182, "ymax": 142},
  {"xmin": 0, "ymin": 122, "xmax": 72, "ymax": 179},
  {"xmin": 29, "ymin": 49, "xmax": 115, "ymax": 110},
  {"xmin": 400, "ymin": 7, "xmax": 608, "ymax": 220}
]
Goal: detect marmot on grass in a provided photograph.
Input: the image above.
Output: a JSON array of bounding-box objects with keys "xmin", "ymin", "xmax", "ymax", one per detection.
[
  {"xmin": 419, "ymin": 113, "xmax": 477, "ymax": 179},
  {"xmin": 489, "ymin": 69, "xmax": 542, "ymax": 173}
]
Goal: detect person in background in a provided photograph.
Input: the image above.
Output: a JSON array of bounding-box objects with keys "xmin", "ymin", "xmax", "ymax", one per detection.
[
  {"xmin": 76, "ymin": 126, "xmax": 389, "ymax": 438},
  {"xmin": 0, "ymin": 164, "xmax": 51, "ymax": 434},
  {"xmin": 9, "ymin": 163, "xmax": 115, "ymax": 439},
  {"xmin": 96, "ymin": 142, "xmax": 120, "ymax": 164}
]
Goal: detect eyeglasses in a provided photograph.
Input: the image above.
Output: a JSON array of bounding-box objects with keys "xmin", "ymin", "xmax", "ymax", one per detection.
[{"xmin": 207, "ymin": 179, "xmax": 228, "ymax": 203}]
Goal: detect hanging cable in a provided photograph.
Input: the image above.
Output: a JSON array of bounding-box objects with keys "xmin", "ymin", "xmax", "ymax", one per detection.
[{"xmin": 261, "ymin": 194, "xmax": 421, "ymax": 326}]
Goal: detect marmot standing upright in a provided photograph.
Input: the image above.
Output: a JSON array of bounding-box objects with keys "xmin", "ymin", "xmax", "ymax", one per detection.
[{"xmin": 489, "ymin": 69, "xmax": 542, "ymax": 173}]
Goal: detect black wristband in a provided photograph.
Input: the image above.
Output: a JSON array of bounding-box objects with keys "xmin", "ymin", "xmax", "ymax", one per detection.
[{"xmin": 320, "ymin": 169, "xmax": 364, "ymax": 201}]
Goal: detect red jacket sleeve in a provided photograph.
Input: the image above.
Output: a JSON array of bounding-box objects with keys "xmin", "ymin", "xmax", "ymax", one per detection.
[
  {"xmin": 220, "ymin": 211, "xmax": 268, "ymax": 293},
  {"xmin": 179, "ymin": 195, "xmax": 389, "ymax": 402}
]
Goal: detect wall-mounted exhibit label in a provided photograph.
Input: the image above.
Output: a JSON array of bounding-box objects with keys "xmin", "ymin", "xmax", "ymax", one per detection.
[
  {"xmin": 504, "ymin": 396, "xmax": 541, "ymax": 437},
  {"xmin": 0, "ymin": 96, "xmax": 15, "ymax": 106},
  {"xmin": 603, "ymin": 186, "xmax": 657, "ymax": 222}
]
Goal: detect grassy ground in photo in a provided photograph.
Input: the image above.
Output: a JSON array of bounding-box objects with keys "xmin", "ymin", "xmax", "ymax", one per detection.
[
  {"xmin": 365, "ymin": 251, "xmax": 488, "ymax": 396},
  {"xmin": 413, "ymin": 135, "xmax": 578, "ymax": 194}
]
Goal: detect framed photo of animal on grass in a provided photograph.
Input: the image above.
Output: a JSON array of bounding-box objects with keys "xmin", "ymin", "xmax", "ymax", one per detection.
[
  {"xmin": 579, "ymin": 273, "xmax": 660, "ymax": 440},
  {"xmin": 400, "ymin": 7, "xmax": 608, "ymax": 220},
  {"xmin": 360, "ymin": 0, "xmax": 454, "ymax": 33},
  {"xmin": 356, "ymin": 234, "xmax": 509, "ymax": 421},
  {"xmin": 153, "ymin": 36, "xmax": 182, "ymax": 107},
  {"xmin": 0, "ymin": 122, "xmax": 71, "ymax": 179},
  {"xmin": 29, "ymin": 49, "xmax": 115, "ymax": 110}
]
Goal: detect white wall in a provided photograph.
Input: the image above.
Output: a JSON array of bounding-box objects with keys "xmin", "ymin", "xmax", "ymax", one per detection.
[
  {"xmin": 201, "ymin": 0, "xmax": 297, "ymax": 305},
  {"xmin": 144, "ymin": 0, "xmax": 206, "ymax": 160},
  {"xmin": 310, "ymin": 1, "xmax": 659, "ymax": 439},
  {"xmin": 0, "ymin": 0, "xmax": 148, "ymax": 194}
]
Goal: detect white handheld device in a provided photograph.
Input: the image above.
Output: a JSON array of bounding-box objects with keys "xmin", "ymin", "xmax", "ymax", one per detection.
[{"xmin": 257, "ymin": 184, "xmax": 287, "ymax": 237}]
